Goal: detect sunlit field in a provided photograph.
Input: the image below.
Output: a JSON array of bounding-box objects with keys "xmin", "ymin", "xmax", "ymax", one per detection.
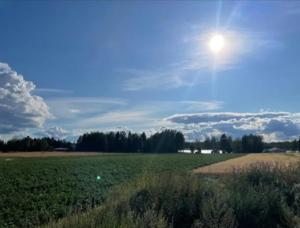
[
  {"xmin": 194, "ymin": 153, "xmax": 300, "ymax": 174},
  {"xmin": 46, "ymin": 154, "xmax": 300, "ymax": 228},
  {"xmin": 0, "ymin": 153, "xmax": 239, "ymax": 227}
]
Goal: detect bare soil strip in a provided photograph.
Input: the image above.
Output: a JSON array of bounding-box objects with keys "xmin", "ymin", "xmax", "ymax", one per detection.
[
  {"xmin": 0, "ymin": 152, "xmax": 100, "ymax": 157},
  {"xmin": 193, "ymin": 153, "xmax": 300, "ymax": 174}
]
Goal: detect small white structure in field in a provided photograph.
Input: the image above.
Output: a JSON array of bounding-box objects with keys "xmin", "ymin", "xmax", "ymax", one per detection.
[{"xmin": 178, "ymin": 149, "xmax": 223, "ymax": 154}]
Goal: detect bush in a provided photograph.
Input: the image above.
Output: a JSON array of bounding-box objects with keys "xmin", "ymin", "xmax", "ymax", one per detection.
[{"xmin": 228, "ymin": 162, "xmax": 298, "ymax": 228}]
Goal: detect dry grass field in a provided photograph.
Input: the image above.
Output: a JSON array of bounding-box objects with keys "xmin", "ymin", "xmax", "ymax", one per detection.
[
  {"xmin": 0, "ymin": 151, "xmax": 100, "ymax": 157},
  {"xmin": 193, "ymin": 153, "xmax": 300, "ymax": 174}
]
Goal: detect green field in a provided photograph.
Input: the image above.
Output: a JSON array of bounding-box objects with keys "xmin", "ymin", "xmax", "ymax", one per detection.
[{"xmin": 0, "ymin": 154, "xmax": 239, "ymax": 227}]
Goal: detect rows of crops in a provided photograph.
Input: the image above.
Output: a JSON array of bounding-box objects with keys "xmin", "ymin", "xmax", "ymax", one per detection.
[{"xmin": 0, "ymin": 153, "xmax": 239, "ymax": 227}]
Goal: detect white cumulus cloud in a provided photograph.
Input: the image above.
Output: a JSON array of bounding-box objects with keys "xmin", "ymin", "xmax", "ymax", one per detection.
[{"xmin": 0, "ymin": 62, "xmax": 51, "ymax": 133}]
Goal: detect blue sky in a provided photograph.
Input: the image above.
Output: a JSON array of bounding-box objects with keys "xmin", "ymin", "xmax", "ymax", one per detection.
[{"xmin": 1, "ymin": 1, "xmax": 300, "ymax": 141}]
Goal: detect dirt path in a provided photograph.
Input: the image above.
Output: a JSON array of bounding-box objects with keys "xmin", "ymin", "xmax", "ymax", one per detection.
[{"xmin": 193, "ymin": 153, "xmax": 300, "ymax": 174}]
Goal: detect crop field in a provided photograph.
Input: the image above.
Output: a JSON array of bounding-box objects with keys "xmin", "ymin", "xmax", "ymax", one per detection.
[
  {"xmin": 0, "ymin": 152, "xmax": 101, "ymax": 158},
  {"xmin": 0, "ymin": 153, "xmax": 239, "ymax": 227},
  {"xmin": 193, "ymin": 153, "xmax": 300, "ymax": 174}
]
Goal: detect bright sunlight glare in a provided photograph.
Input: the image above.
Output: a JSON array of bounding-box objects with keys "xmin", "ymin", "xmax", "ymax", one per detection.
[{"xmin": 209, "ymin": 34, "xmax": 225, "ymax": 54}]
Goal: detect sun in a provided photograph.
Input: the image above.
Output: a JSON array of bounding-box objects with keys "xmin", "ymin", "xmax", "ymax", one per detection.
[{"xmin": 209, "ymin": 34, "xmax": 225, "ymax": 54}]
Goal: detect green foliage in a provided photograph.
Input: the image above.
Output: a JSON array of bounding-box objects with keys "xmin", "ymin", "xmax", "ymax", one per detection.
[
  {"xmin": 241, "ymin": 134, "xmax": 263, "ymax": 153},
  {"xmin": 0, "ymin": 154, "xmax": 237, "ymax": 227},
  {"xmin": 47, "ymin": 174, "xmax": 214, "ymax": 228},
  {"xmin": 0, "ymin": 139, "xmax": 4, "ymax": 151},
  {"xmin": 227, "ymin": 164, "xmax": 298, "ymax": 228},
  {"xmin": 77, "ymin": 130, "xmax": 185, "ymax": 153},
  {"xmin": 1, "ymin": 136, "xmax": 73, "ymax": 152},
  {"xmin": 193, "ymin": 192, "xmax": 237, "ymax": 228},
  {"xmin": 220, "ymin": 134, "xmax": 233, "ymax": 153},
  {"xmin": 48, "ymin": 163, "xmax": 300, "ymax": 228}
]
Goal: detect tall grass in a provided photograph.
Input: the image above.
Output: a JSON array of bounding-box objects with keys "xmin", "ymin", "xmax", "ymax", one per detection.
[{"xmin": 46, "ymin": 162, "xmax": 300, "ymax": 228}]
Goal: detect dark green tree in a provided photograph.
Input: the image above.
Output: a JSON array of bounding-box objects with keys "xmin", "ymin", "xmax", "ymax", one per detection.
[
  {"xmin": 219, "ymin": 134, "xmax": 233, "ymax": 153},
  {"xmin": 232, "ymin": 138, "xmax": 242, "ymax": 153},
  {"xmin": 292, "ymin": 139, "xmax": 298, "ymax": 151},
  {"xmin": 241, "ymin": 134, "xmax": 263, "ymax": 153},
  {"xmin": 0, "ymin": 139, "xmax": 4, "ymax": 151}
]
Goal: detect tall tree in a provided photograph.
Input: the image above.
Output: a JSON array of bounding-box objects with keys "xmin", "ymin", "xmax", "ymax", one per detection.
[
  {"xmin": 232, "ymin": 138, "xmax": 242, "ymax": 153},
  {"xmin": 220, "ymin": 134, "xmax": 232, "ymax": 153},
  {"xmin": 241, "ymin": 134, "xmax": 263, "ymax": 153},
  {"xmin": 0, "ymin": 139, "xmax": 4, "ymax": 151},
  {"xmin": 292, "ymin": 139, "xmax": 298, "ymax": 151}
]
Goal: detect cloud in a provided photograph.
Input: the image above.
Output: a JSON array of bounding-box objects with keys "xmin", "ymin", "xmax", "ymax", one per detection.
[
  {"xmin": 164, "ymin": 112, "xmax": 300, "ymax": 142},
  {"xmin": 174, "ymin": 101, "xmax": 223, "ymax": 112},
  {"xmin": 34, "ymin": 88, "xmax": 73, "ymax": 95},
  {"xmin": 45, "ymin": 97, "xmax": 127, "ymax": 118},
  {"xmin": 78, "ymin": 110, "xmax": 155, "ymax": 128},
  {"xmin": 30, "ymin": 110, "xmax": 300, "ymax": 143},
  {"xmin": 69, "ymin": 109, "xmax": 80, "ymax": 114},
  {"xmin": 34, "ymin": 126, "xmax": 83, "ymax": 142},
  {"xmin": 122, "ymin": 27, "xmax": 281, "ymax": 91},
  {"xmin": 0, "ymin": 63, "xmax": 51, "ymax": 133},
  {"xmin": 35, "ymin": 126, "xmax": 70, "ymax": 139},
  {"xmin": 122, "ymin": 68, "xmax": 191, "ymax": 91},
  {"xmin": 133, "ymin": 100, "xmax": 223, "ymax": 114},
  {"xmin": 73, "ymin": 100, "xmax": 222, "ymax": 129},
  {"xmin": 164, "ymin": 112, "xmax": 287, "ymax": 125}
]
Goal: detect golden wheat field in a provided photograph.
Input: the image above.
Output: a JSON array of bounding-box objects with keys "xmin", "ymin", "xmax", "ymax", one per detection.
[{"xmin": 193, "ymin": 153, "xmax": 300, "ymax": 174}]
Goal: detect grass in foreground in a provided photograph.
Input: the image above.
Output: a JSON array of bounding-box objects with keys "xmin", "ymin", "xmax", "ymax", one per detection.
[
  {"xmin": 0, "ymin": 153, "xmax": 239, "ymax": 227},
  {"xmin": 47, "ymin": 162, "xmax": 300, "ymax": 228}
]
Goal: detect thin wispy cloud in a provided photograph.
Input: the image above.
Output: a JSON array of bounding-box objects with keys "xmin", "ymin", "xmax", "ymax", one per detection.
[
  {"xmin": 79, "ymin": 110, "xmax": 152, "ymax": 127},
  {"xmin": 122, "ymin": 68, "xmax": 195, "ymax": 91},
  {"xmin": 122, "ymin": 27, "xmax": 281, "ymax": 91},
  {"xmin": 172, "ymin": 101, "xmax": 223, "ymax": 112},
  {"xmin": 34, "ymin": 88, "xmax": 73, "ymax": 95},
  {"xmin": 68, "ymin": 100, "xmax": 222, "ymax": 130},
  {"xmin": 46, "ymin": 97, "xmax": 128, "ymax": 118}
]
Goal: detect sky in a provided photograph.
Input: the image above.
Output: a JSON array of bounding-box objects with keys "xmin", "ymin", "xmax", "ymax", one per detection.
[{"xmin": 1, "ymin": 1, "xmax": 300, "ymax": 142}]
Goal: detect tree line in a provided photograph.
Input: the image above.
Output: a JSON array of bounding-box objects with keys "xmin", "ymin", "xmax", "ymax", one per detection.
[
  {"xmin": 187, "ymin": 133, "xmax": 300, "ymax": 153},
  {"xmin": 0, "ymin": 137, "xmax": 73, "ymax": 152},
  {"xmin": 0, "ymin": 129, "xmax": 185, "ymax": 153},
  {"xmin": 1, "ymin": 130, "xmax": 300, "ymax": 153},
  {"xmin": 77, "ymin": 129, "xmax": 185, "ymax": 153}
]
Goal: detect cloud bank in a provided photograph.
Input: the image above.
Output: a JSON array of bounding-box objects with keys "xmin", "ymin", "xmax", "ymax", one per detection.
[
  {"xmin": 164, "ymin": 112, "xmax": 300, "ymax": 142},
  {"xmin": 32, "ymin": 111, "xmax": 300, "ymax": 143},
  {"xmin": 0, "ymin": 63, "xmax": 51, "ymax": 133}
]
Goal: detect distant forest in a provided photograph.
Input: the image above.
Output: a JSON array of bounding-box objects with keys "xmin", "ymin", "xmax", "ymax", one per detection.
[
  {"xmin": 187, "ymin": 134, "xmax": 300, "ymax": 153},
  {"xmin": 0, "ymin": 130, "xmax": 300, "ymax": 153}
]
